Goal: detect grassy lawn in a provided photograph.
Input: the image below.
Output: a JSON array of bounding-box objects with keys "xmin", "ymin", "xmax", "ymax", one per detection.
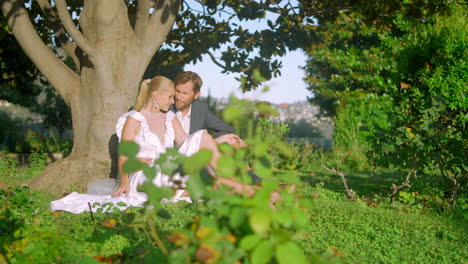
[{"xmin": 1, "ymin": 162, "xmax": 466, "ymax": 263}]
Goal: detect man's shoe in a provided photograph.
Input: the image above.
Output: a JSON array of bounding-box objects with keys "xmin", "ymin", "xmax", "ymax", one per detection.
[{"xmin": 247, "ymin": 170, "xmax": 262, "ymax": 185}]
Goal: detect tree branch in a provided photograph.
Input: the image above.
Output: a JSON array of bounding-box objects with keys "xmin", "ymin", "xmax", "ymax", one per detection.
[
  {"xmin": 206, "ymin": 50, "xmax": 254, "ymax": 73},
  {"xmin": 134, "ymin": 0, "xmax": 152, "ymax": 42},
  {"xmin": 144, "ymin": 0, "xmax": 180, "ymax": 55},
  {"xmin": 391, "ymin": 169, "xmax": 415, "ymax": 203},
  {"xmin": 206, "ymin": 50, "xmax": 228, "ymax": 69},
  {"xmin": 55, "ymin": 0, "xmax": 94, "ymax": 58},
  {"xmin": 1, "ymin": 0, "xmax": 79, "ymax": 104},
  {"xmin": 35, "ymin": 0, "xmax": 80, "ymax": 69},
  {"xmin": 322, "ymin": 152, "xmax": 356, "ymax": 200},
  {"xmin": 240, "ymin": 0, "xmax": 290, "ymax": 15}
]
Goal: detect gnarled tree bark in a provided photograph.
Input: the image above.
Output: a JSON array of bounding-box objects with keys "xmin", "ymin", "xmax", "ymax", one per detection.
[{"xmin": 1, "ymin": 0, "xmax": 180, "ymax": 197}]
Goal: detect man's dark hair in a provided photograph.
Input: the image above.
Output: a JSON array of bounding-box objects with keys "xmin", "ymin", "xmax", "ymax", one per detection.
[{"xmin": 175, "ymin": 71, "xmax": 203, "ymax": 93}]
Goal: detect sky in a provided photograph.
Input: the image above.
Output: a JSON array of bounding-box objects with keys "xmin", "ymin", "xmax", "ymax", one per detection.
[
  {"xmin": 182, "ymin": 0, "xmax": 311, "ymax": 104},
  {"xmin": 184, "ymin": 50, "xmax": 311, "ymax": 104}
]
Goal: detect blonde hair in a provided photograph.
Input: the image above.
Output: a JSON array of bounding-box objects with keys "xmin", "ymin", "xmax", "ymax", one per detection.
[
  {"xmin": 175, "ymin": 71, "xmax": 203, "ymax": 93},
  {"xmin": 135, "ymin": 76, "xmax": 174, "ymax": 111}
]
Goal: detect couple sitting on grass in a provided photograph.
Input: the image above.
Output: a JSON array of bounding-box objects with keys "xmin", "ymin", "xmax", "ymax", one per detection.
[{"xmin": 51, "ymin": 71, "xmax": 276, "ymax": 214}]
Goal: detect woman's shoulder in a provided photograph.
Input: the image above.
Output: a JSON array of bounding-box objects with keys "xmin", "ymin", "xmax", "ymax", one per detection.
[
  {"xmin": 117, "ymin": 110, "xmax": 144, "ymax": 123},
  {"xmin": 127, "ymin": 110, "xmax": 143, "ymax": 119},
  {"xmin": 165, "ymin": 110, "xmax": 176, "ymax": 124},
  {"xmin": 116, "ymin": 110, "xmax": 142, "ymax": 139}
]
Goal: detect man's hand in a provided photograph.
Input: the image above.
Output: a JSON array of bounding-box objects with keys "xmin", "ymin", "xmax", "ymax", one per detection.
[{"xmin": 214, "ymin": 134, "xmax": 248, "ymax": 149}]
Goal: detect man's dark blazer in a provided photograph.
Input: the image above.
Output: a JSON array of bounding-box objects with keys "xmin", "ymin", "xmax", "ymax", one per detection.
[{"xmin": 171, "ymin": 99, "xmax": 234, "ymax": 138}]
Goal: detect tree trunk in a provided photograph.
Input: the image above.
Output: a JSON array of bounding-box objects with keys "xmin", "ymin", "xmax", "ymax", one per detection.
[{"xmin": 23, "ymin": 0, "xmax": 177, "ymax": 197}]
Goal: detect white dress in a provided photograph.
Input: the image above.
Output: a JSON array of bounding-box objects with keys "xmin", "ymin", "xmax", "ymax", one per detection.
[{"xmin": 50, "ymin": 110, "xmax": 206, "ymax": 214}]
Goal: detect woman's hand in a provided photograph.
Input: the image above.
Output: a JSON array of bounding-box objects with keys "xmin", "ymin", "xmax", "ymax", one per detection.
[
  {"xmin": 138, "ymin": 157, "xmax": 153, "ymax": 164},
  {"xmin": 112, "ymin": 178, "xmax": 130, "ymax": 197}
]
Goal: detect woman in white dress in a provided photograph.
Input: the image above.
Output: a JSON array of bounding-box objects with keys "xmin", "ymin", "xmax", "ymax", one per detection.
[{"xmin": 51, "ymin": 76, "xmax": 225, "ymax": 214}]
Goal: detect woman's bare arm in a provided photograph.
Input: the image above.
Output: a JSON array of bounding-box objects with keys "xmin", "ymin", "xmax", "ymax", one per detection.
[
  {"xmin": 112, "ymin": 116, "xmax": 140, "ymax": 197},
  {"xmin": 172, "ymin": 118, "xmax": 188, "ymax": 146}
]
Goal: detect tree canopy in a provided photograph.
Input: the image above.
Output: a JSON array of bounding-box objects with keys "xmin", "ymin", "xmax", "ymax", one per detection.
[
  {"xmin": 0, "ymin": 0, "xmax": 317, "ymax": 195},
  {"xmin": 302, "ymin": 0, "xmax": 453, "ymax": 116}
]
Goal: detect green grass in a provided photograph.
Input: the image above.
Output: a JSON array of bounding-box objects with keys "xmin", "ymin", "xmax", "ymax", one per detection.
[
  {"xmin": 1, "ymin": 155, "xmax": 466, "ymax": 263},
  {"xmin": 301, "ymin": 186, "xmax": 466, "ymax": 263}
]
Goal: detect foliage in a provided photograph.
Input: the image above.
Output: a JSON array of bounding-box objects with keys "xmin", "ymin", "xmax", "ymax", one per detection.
[
  {"xmin": 367, "ymin": 4, "xmax": 467, "ymax": 206},
  {"xmin": 1, "ymin": 8, "xmax": 72, "ymax": 134},
  {"xmin": 285, "ymin": 118, "xmax": 322, "ymax": 139},
  {"xmin": 31, "ymin": 84, "xmax": 72, "ymax": 136},
  {"xmin": 0, "ymin": 149, "xmax": 48, "ymax": 187},
  {"xmin": 86, "ymin": 97, "xmax": 310, "ymax": 263},
  {"xmin": 0, "ymin": 123, "xmax": 72, "ymax": 155},
  {"xmin": 302, "ymin": 1, "xmax": 465, "ymax": 206},
  {"xmin": 0, "ymin": 127, "xmax": 467, "ymax": 262},
  {"xmin": 0, "ymin": 109, "xmax": 19, "ymax": 152},
  {"xmin": 0, "ymin": 12, "xmax": 44, "ymax": 107},
  {"xmin": 253, "ymin": 117, "xmax": 290, "ymax": 169},
  {"xmin": 303, "ymin": 184, "xmax": 467, "ymax": 263},
  {"xmin": 1, "ymin": 166, "xmax": 466, "ymax": 263},
  {"xmin": 280, "ymin": 139, "xmax": 319, "ymax": 171},
  {"xmin": 0, "ymin": 186, "xmax": 100, "ymax": 264},
  {"xmin": 303, "ymin": 0, "xmax": 452, "ymax": 116},
  {"xmin": 1, "ymin": 0, "xmax": 314, "ymax": 99},
  {"xmin": 333, "ymin": 91, "xmax": 392, "ymax": 170}
]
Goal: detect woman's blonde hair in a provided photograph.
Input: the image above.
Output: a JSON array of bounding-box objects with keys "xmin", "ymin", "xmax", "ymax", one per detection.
[{"xmin": 134, "ymin": 76, "xmax": 174, "ymax": 111}]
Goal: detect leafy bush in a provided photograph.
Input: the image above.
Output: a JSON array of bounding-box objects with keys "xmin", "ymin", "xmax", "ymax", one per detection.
[
  {"xmin": 368, "ymin": 4, "xmax": 467, "ymax": 206},
  {"xmin": 0, "ymin": 110, "xmax": 21, "ymax": 152},
  {"xmin": 0, "ymin": 149, "xmax": 47, "ymax": 186},
  {"xmin": 333, "ymin": 91, "xmax": 391, "ymax": 170}
]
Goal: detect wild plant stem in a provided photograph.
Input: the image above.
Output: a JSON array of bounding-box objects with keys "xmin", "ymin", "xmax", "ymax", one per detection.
[{"xmin": 147, "ymin": 212, "xmax": 169, "ymax": 255}]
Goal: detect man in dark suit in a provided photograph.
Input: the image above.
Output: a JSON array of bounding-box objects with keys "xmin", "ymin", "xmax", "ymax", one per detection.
[{"xmin": 172, "ymin": 71, "xmax": 261, "ymax": 184}]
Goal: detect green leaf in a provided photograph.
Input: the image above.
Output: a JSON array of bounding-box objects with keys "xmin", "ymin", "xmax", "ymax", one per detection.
[
  {"xmin": 117, "ymin": 202, "xmax": 126, "ymax": 207},
  {"xmin": 223, "ymin": 106, "xmax": 244, "ymax": 123},
  {"xmin": 118, "ymin": 141, "xmax": 139, "ymax": 156},
  {"xmin": 270, "ymin": 229, "xmax": 290, "ymax": 245},
  {"xmin": 253, "ymin": 68, "xmax": 267, "ymax": 82},
  {"xmin": 157, "ymin": 154, "xmax": 181, "ymax": 176},
  {"xmin": 122, "ymin": 157, "xmax": 144, "ymax": 173},
  {"xmin": 251, "ymin": 240, "xmax": 273, "ymax": 264},
  {"xmin": 234, "ymin": 148, "xmax": 247, "ymax": 160},
  {"xmin": 249, "ymin": 209, "xmax": 271, "ymax": 235},
  {"xmin": 239, "ymin": 234, "xmax": 262, "ymax": 251},
  {"xmin": 219, "ymin": 143, "xmax": 234, "ymax": 154},
  {"xmin": 397, "ymin": 126, "xmax": 407, "ymax": 133},
  {"xmin": 253, "ymin": 158, "xmax": 273, "ymax": 179},
  {"xmin": 292, "ymin": 208, "xmax": 308, "ymax": 228},
  {"xmin": 143, "ymin": 166, "xmax": 157, "ymax": 181},
  {"xmin": 139, "ymin": 183, "xmax": 173, "ymax": 207},
  {"xmin": 276, "ymin": 141, "xmax": 293, "ymax": 157},
  {"xmin": 183, "ymin": 149, "xmax": 212, "ymax": 175},
  {"xmin": 395, "ymin": 138, "xmax": 403, "ymax": 145},
  {"xmin": 276, "ymin": 242, "xmax": 307, "ymax": 264},
  {"xmin": 229, "ymin": 207, "xmax": 246, "ymax": 228},
  {"xmin": 274, "ymin": 210, "xmax": 292, "ymax": 228},
  {"xmin": 254, "ymin": 142, "xmax": 269, "ymax": 156},
  {"xmin": 157, "ymin": 208, "xmax": 171, "ymax": 219},
  {"xmin": 186, "ymin": 173, "xmax": 205, "ymax": 201},
  {"xmin": 217, "ymin": 156, "xmax": 236, "ymax": 177}
]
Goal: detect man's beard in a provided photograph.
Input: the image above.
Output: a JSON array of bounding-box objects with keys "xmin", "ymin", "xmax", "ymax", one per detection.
[{"xmin": 175, "ymin": 101, "xmax": 189, "ymax": 111}]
